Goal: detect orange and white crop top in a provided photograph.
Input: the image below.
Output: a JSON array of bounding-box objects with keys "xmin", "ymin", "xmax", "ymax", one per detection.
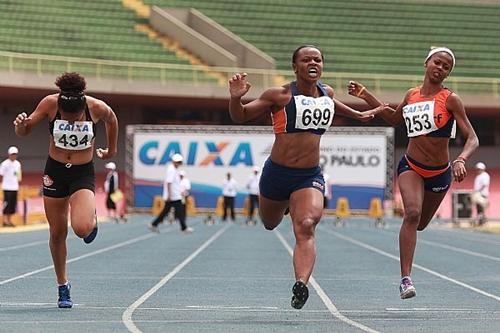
[{"xmin": 403, "ymin": 86, "xmax": 455, "ymax": 138}]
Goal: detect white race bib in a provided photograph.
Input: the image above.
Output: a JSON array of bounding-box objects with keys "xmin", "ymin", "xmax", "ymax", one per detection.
[
  {"xmin": 53, "ymin": 119, "xmax": 94, "ymax": 150},
  {"xmin": 294, "ymin": 95, "xmax": 335, "ymax": 131},
  {"xmin": 402, "ymin": 101, "xmax": 438, "ymax": 137}
]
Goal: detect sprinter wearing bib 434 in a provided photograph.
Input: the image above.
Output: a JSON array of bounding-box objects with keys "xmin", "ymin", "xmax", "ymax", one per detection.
[
  {"xmin": 13, "ymin": 72, "xmax": 118, "ymax": 308},
  {"xmin": 348, "ymin": 47, "xmax": 478, "ymax": 300}
]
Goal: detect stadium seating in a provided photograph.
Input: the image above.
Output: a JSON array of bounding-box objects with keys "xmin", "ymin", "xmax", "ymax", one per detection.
[
  {"xmin": 144, "ymin": 0, "xmax": 500, "ymax": 78},
  {"xmin": 0, "ymin": 0, "xmax": 217, "ymax": 82},
  {"xmin": 1, "ymin": 0, "xmax": 499, "ymax": 90}
]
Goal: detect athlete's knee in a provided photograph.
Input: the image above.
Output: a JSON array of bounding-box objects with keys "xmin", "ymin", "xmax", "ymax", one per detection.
[
  {"xmin": 294, "ymin": 217, "xmax": 318, "ymax": 239},
  {"xmin": 403, "ymin": 207, "xmax": 421, "ymax": 225},
  {"xmin": 72, "ymin": 222, "xmax": 94, "ymax": 238}
]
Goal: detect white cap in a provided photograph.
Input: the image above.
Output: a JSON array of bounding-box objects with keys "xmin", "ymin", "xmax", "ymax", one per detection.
[
  {"xmin": 171, "ymin": 153, "xmax": 183, "ymax": 163},
  {"xmin": 475, "ymin": 162, "xmax": 486, "ymax": 170},
  {"xmin": 425, "ymin": 47, "xmax": 455, "ymax": 72},
  {"xmin": 252, "ymin": 166, "xmax": 260, "ymax": 172},
  {"xmin": 8, "ymin": 146, "xmax": 18, "ymax": 155},
  {"xmin": 105, "ymin": 162, "xmax": 116, "ymax": 170},
  {"xmin": 179, "ymin": 170, "xmax": 186, "ymax": 177}
]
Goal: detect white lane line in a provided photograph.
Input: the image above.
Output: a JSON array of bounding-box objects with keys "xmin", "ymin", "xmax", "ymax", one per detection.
[
  {"xmin": 122, "ymin": 225, "xmax": 231, "ymax": 333},
  {"xmin": 322, "ymin": 228, "xmax": 500, "ymax": 302},
  {"xmin": 418, "ymin": 238, "xmax": 500, "ymax": 262},
  {"xmin": 274, "ymin": 230, "xmax": 380, "ymax": 333},
  {"xmin": 0, "ymin": 233, "xmax": 156, "ymax": 286}
]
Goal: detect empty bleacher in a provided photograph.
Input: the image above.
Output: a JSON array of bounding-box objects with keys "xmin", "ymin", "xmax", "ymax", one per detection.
[
  {"xmin": 0, "ymin": 0, "xmax": 217, "ymax": 83},
  {"xmin": 145, "ymin": 0, "xmax": 500, "ymax": 79}
]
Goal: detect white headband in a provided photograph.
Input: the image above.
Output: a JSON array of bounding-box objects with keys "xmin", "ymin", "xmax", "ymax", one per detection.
[{"xmin": 425, "ymin": 47, "xmax": 455, "ymax": 72}]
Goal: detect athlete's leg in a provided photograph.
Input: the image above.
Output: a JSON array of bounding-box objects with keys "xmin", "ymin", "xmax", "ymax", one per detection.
[
  {"xmin": 289, "ymin": 188, "xmax": 324, "ymax": 284},
  {"xmin": 44, "ymin": 196, "xmax": 70, "ymax": 285},
  {"xmin": 398, "ymin": 171, "xmax": 425, "ymax": 278},
  {"xmin": 69, "ymin": 189, "xmax": 96, "ymax": 238},
  {"xmin": 258, "ymin": 195, "xmax": 289, "ymax": 230},
  {"xmin": 417, "ymin": 191, "xmax": 448, "ymax": 231}
]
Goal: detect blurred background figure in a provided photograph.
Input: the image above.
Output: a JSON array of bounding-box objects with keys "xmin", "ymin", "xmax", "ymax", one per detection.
[
  {"xmin": 104, "ymin": 161, "xmax": 125, "ymax": 223},
  {"xmin": 246, "ymin": 166, "xmax": 260, "ymax": 225},
  {"xmin": 179, "ymin": 170, "xmax": 191, "ymax": 222},
  {"xmin": 222, "ymin": 172, "xmax": 237, "ymax": 223},
  {"xmin": 149, "ymin": 153, "xmax": 193, "ymax": 234},
  {"xmin": 1, "ymin": 146, "xmax": 22, "ymax": 227},
  {"xmin": 472, "ymin": 162, "xmax": 490, "ymax": 226},
  {"xmin": 322, "ymin": 168, "xmax": 332, "ymax": 209}
]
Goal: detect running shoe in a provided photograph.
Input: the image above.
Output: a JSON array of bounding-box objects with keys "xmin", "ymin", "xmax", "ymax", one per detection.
[
  {"xmin": 291, "ymin": 280, "xmax": 309, "ymax": 309},
  {"xmin": 83, "ymin": 221, "xmax": 98, "ymax": 244},
  {"xmin": 58, "ymin": 283, "xmax": 73, "ymax": 308},
  {"xmin": 399, "ymin": 277, "xmax": 416, "ymax": 299},
  {"xmin": 149, "ymin": 224, "xmax": 160, "ymax": 233}
]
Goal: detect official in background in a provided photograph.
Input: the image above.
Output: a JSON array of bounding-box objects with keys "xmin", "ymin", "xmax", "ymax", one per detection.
[
  {"xmin": 149, "ymin": 154, "xmax": 193, "ymax": 234},
  {"xmin": 246, "ymin": 166, "xmax": 260, "ymax": 225},
  {"xmin": 472, "ymin": 162, "xmax": 490, "ymax": 226},
  {"xmin": 1, "ymin": 146, "xmax": 22, "ymax": 227}
]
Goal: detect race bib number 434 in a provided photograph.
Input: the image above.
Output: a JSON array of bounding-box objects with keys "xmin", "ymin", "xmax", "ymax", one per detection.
[
  {"xmin": 294, "ymin": 95, "xmax": 335, "ymax": 131},
  {"xmin": 53, "ymin": 119, "xmax": 94, "ymax": 150},
  {"xmin": 402, "ymin": 100, "xmax": 438, "ymax": 137}
]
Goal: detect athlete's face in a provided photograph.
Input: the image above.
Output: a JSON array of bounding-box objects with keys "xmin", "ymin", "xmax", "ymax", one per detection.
[
  {"xmin": 425, "ymin": 52, "xmax": 453, "ymax": 83},
  {"xmin": 293, "ymin": 47, "xmax": 324, "ymax": 82}
]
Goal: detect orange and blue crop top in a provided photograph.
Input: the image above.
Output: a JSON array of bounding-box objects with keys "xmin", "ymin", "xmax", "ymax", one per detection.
[
  {"xmin": 403, "ymin": 86, "xmax": 455, "ymax": 138},
  {"xmin": 271, "ymin": 81, "xmax": 335, "ymax": 135}
]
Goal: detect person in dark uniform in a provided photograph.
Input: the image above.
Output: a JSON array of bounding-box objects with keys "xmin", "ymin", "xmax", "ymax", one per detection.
[
  {"xmin": 229, "ymin": 45, "xmax": 386, "ymax": 309},
  {"xmin": 348, "ymin": 46, "xmax": 478, "ymax": 300},
  {"xmin": 13, "ymin": 72, "xmax": 118, "ymax": 308}
]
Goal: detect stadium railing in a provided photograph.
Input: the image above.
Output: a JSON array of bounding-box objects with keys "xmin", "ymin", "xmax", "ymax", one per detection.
[{"xmin": 0, "ymin": 50, "xmax": 498, "ymax": 97}]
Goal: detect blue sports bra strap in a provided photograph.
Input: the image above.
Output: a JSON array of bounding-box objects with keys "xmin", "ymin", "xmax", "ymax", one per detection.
[{"xmin": 316, "ymin": 81, "xmax": 328, "ymax": 96}]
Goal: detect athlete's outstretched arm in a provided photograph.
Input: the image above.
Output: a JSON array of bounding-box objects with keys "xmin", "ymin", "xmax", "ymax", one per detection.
[
  {"xmin": 13, "ymin": 96, "xmax": 53, "ymax": 136},
  {"xmin": 332, "ymin": 97, "xmax": 388, "ymax": 122},
  {"xmin": 347, "ymin": 81, "xmax": 404, "ymax": 126},
  {"xmin": 228, "ymin": 73, "xmax": 284, "ymax": 123}
]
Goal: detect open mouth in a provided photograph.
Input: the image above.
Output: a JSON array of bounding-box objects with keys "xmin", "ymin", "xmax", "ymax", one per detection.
[{"xmin": 308, "ymin": 68, "xmax": 318, "ymax": 77}]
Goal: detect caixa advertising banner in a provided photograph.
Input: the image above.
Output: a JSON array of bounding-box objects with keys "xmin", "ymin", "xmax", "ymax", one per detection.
[{"xmin": 127, "ymin": 126, "xmax": 393, "ymax": 210}]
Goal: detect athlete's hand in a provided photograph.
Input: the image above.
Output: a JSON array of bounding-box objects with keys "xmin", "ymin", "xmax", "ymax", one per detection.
[
  {"xmin": 348, "ymin": 81, "xmax": 367, "ymax": 99},
  {"xmin": 358, "ymin": 103, "xmax": 389, "ymax": 122},
  {"xmin": 452, "ymin": 160, "xmax": 467, "ymax": 182},
  {"xmin": 229, "ymin": 73, "xmax": 251, "ymax": 98},
  {"xmin": 96, "ymin": 148, "xmax": 115, "ymax": 160},
  {"xmin": 13, "ymin": 112, "xmax": 28, "ymax": 127}
]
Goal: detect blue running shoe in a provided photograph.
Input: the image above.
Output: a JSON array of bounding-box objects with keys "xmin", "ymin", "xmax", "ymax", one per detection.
[
  {"xmin": 58, "ymin": 283, "xmax": 73, "ymax": 308},
  {"xmin": 399, "ymin": 277, "xmax": 416, "ymax": 299},
  {"xmin": 83, "ymin": 221, "xmax": 98, "ymax": 244},
  {"xmin": 291, "ymin": 280, "xmax": 309, "ymax": 309}
]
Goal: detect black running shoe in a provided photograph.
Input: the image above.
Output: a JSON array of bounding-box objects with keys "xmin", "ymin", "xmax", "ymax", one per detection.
[
  {"xmin": 291, "ymin": 280, "xmax": 309, "ymax": 309},
  {"xmin": 83, "ymin": 221, "xmax": 98, "ymax": 244}
]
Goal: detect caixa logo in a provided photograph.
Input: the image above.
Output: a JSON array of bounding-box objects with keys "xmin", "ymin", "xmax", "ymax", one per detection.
[{"xmin": 138, "ymin": 141, "xmax": 254, "ymax": 166}]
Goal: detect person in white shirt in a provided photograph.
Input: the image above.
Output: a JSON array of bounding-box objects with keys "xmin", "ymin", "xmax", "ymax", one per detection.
[
  {"xmin": 473, "ymin": 162, "xmax": 490, "ymax": 225},
  {"xmin": 179, "ymin": 170, "xmax": 191, "ymax": 218},
  {"xmin": 1, "ymin": 146, "xmax": 22, "ymax": 227},
  {"xmin": 222, "ymin": 172, "xmax": 237, "ymax": 222},
  {"xmin": 322, "ymin": 169, "xmax": 332, "ymax": 209},
  {"xmin": 149, "ymin": 154, "xmax": 193, "ymax": 233},
  {"xmin": 104, "ymin": 162, "xmax": 125, "ymax": 223},
  {"xmin": 246, "ymin": 166, "xmax": 260, "ymax": 224}
]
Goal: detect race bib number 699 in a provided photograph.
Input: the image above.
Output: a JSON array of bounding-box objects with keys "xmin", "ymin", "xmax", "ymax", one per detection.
[{"xmin": 294, "ymin": 95, "xmax": 335, "ymax": 131}]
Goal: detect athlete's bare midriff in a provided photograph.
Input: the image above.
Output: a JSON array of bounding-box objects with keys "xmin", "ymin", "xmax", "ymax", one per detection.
[
  {"xmin": 270, "ymin": 132, "xmax": 321, "ymax": 168},
  {"xmin": 407, "ymin": 136, "xmax": 450, "ymax": 166},
  {"xmin": 48, "ymin": 140, "xmax": 94, "ymax": 165}
]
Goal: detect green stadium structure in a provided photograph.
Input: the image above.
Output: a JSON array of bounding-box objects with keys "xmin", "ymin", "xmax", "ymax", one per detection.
[{"xmin": 0, "ymin": 0, "xmax": 499, "ymax": 96}]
